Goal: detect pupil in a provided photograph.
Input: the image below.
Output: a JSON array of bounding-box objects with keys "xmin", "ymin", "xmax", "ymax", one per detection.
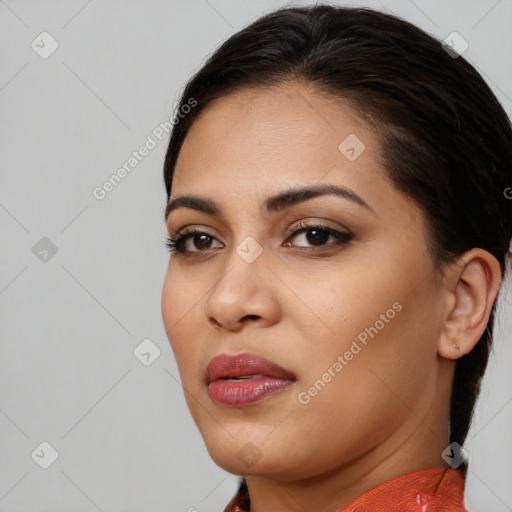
[{"xmin": 306, "ymin": 229, "xmax": 329, "ymax": 245}]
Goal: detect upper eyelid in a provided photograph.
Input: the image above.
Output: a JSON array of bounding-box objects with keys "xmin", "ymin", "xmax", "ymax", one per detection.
[
  {"xmin": 172, "ymin": 220, "xmax": 348, "ymax": 235},
  {"xmin": 171, "ymin": 212, "xmax": 352, "ymax": 231},
  {"xmin": 172, "ymin": 221, "xmax": 351, "ymax": 244}
]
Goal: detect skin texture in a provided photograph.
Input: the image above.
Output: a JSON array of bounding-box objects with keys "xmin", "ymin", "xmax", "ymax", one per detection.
[{"xmin": 161, "ymin": 82, "xmax": 502, "ymax": 512}]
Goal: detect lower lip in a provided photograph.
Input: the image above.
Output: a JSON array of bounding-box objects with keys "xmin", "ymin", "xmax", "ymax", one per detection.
[{"xmin": 208, "ymin": 377, "xmax": 295, "ymax": 407}]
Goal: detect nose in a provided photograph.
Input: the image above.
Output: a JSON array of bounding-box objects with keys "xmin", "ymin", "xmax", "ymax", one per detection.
[{"xmin": 203, "ymin": 251, "xmax": 282, "ymax": 332}]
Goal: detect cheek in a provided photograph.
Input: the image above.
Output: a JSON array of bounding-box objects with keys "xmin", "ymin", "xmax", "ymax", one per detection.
[
  {"xmin": 161, "ymin": 267, "xmax": 203, "ymax": 378},
  {"xmin": 288, "ymin": 261, "xmax": 394, "ymax": 347},
  {"xmin": 291, "ymin": 251, "xmax": 438, "ymax": 406},
  {"xmin": 279, "ymin": 303, "xmax": 436, "ymax": 477},
  {"xmin": 161, "ymin": 270, "xmax": 178, "ymax": 333},
  {"xmin": 161, "ymin": 264, "xmax": 203, "ymax": 334}
]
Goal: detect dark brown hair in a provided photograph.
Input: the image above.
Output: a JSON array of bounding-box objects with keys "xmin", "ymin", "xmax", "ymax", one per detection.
[{"xmin": 163, "ymin": 4, "xmax": 512, "ymax": 472}]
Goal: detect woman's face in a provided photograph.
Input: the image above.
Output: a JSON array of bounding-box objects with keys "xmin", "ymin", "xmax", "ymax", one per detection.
[{"xmin": 161, "ymin": 82, "xmax": 450, "ymax": 480}]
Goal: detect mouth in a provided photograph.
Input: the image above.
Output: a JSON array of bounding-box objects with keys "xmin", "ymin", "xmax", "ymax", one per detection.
[
  {"xmin": 205, "ymin": 353, "xmax": 296, "ymax": 407},
  {"xmin": 219, "ymin": 374, "xmax": 268, "ymax": 381}
]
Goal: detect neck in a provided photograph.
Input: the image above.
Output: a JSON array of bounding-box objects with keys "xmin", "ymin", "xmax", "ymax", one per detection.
[{"xmin": 245, "ymin": 412, "xmax": 451, "ymax": 512}]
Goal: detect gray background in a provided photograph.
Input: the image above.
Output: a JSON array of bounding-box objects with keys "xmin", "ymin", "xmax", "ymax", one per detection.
[{"xmin": 0, "ymin": 0, "xmax": 511, "ymax": 511}]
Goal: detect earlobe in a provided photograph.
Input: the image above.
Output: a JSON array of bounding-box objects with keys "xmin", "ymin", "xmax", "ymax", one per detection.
[
  {"xmin": 439, "ymin": 335, "xmax": 467, "ymax": 361},
  {"xmin": 450, "ymin": 338, "xmax": 464, "ymax": 358},
  {"xmin": 438, "ymin": 248, "xmax": 502, "ymax": 360}
]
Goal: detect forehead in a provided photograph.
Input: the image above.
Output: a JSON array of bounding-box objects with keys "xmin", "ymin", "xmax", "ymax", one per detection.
[
  {"xmin": 172, "ymin": 82, "xmax": 383, "ymax": 199},
  {"xmin": 167, "ymin": 83, "xmax": 427, "ymax": 247}
]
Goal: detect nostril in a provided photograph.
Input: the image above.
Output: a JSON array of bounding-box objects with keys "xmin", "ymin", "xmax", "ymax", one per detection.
[
  {"xmin": 209, "ymin": 317, "xmax": 222, "ymax": 329},
  {"xmin": 242, "ymin": 315, "xmax": 260, "ymax": 321}
]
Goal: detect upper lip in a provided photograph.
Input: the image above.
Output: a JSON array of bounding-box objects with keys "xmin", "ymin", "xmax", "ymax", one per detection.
[{"xmin": 205, "ymin": 353, "xmax": 296, "ymax": 383}]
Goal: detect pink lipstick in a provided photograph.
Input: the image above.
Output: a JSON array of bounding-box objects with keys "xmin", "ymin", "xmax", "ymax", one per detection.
[{"xmin": 206, "ymin": 353, "xmax": 296, "ymax": 407}]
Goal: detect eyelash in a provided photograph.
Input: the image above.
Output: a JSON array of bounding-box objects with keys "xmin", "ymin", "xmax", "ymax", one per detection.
[{"xmin": 165, "ymin": 222, "xmax": 353, "ymax": 256}]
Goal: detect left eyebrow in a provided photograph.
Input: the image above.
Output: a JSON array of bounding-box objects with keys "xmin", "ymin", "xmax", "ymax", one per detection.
[{"xmin": 164, "ymin": 183, "xmax": 373, "ymax": 222}]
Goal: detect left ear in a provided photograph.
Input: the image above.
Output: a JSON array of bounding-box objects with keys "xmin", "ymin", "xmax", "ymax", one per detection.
[{"xmin": 438, "ymin": 248, "xmax": 502, "ymax": 360}]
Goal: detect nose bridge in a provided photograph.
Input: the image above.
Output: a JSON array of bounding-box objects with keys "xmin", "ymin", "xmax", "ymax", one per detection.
[
  {"xmin": 210, "ymin": 235, "xmax": 266, "ymax": 303},
  {"xmin": 203, "ymin": 235, "xmax": 279, "ymax": 329}
]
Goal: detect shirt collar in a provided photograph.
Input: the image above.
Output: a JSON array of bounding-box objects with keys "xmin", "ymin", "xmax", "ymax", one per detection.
[{"xmin": 223, "ymin": 467, "xmax": 467, "ymax": 512}]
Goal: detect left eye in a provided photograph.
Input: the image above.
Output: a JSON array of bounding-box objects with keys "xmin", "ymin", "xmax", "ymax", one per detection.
[{"xmin": 285, "ymin": 225, "xmax": 353, "ymax": 249}]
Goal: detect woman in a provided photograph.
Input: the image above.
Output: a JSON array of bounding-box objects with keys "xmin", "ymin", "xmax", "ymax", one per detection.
[{"xmin": 161, "ymin": 5, "xmax": 511, "ymax": 511}]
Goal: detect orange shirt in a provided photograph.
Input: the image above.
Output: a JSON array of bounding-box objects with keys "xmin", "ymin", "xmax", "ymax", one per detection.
[{"xmin": 224, "ymin": 468, "xmax": 467, "ymax": 512}]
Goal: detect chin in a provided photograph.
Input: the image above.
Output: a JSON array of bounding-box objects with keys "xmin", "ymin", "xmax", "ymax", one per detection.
[{"xmin": 198, "ymin": 425, "xmax": 283, "ymax": 476}]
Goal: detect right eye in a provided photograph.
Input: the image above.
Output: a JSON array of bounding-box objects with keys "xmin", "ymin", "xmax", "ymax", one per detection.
[{"xmin": 165, "ymin": 230, "xmax": 224, "ymax": 255}]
